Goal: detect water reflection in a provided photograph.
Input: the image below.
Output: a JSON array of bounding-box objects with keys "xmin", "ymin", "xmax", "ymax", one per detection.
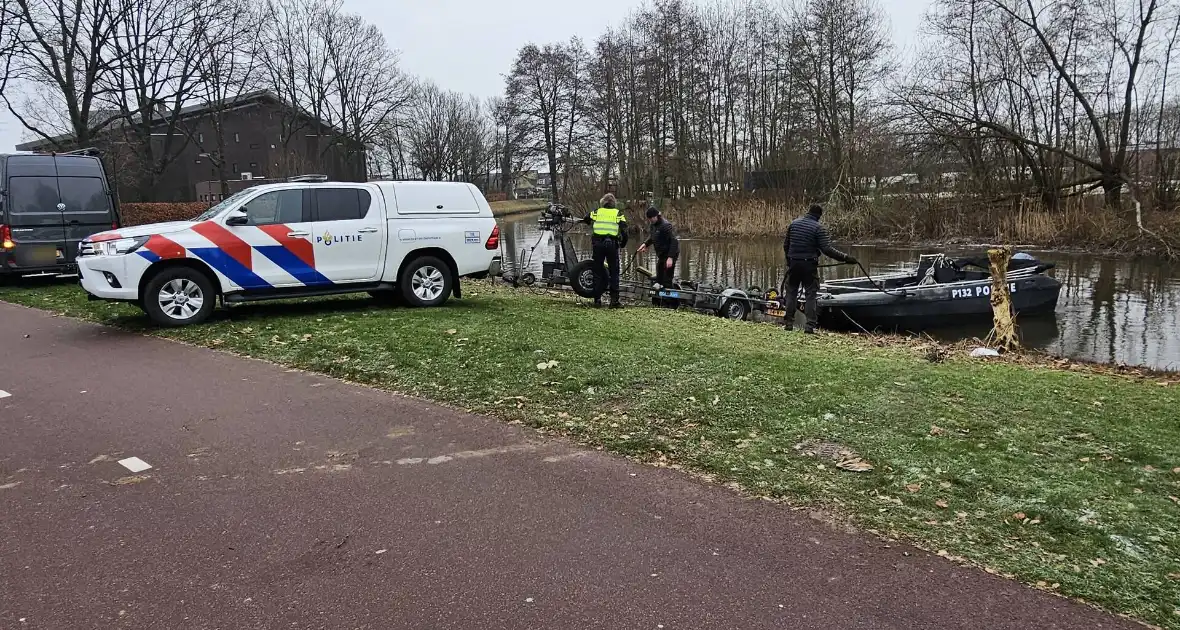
[{"xmin": 499, "ymin": 213, "xmax": 1180, "ymax": 371}]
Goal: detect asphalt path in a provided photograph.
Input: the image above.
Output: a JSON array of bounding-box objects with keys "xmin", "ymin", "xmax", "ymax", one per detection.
[{"xmin": 0, "ymin": 302, "xmax": 1138, "ymax": 629}]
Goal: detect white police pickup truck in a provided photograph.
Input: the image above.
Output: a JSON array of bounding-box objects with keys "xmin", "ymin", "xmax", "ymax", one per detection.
[{"xmin": 77, "ymin": 178, "xmax": 502, "ymax": 326}]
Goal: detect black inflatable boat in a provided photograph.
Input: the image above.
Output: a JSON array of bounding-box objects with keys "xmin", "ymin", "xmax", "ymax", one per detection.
[{"xmin": 816, "ymin": 253, "xmax": 1061, "ymax": 331}]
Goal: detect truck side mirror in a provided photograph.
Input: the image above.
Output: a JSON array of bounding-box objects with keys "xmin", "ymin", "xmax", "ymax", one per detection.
[{"xmin": 225, "ymin": 209, "xmax": 249, "ymax": 226}]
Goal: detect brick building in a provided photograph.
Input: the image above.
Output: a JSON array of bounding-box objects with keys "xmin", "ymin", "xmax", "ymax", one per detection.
[{"xmin": 15, "ymin": 91, "xmax": 366, "ymax": 202}]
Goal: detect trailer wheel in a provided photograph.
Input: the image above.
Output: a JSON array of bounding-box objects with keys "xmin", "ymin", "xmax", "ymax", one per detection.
[
  {"xmin": 569, "ymin": 260, "xmax": 599, "ymax": 299},
  {"xmin": 720, "ymin": 298, "xmax": 750, "ymax": 321},
  {"xmin": 521, "ymin": 272, "xmax": 536, "ymax": 286}
]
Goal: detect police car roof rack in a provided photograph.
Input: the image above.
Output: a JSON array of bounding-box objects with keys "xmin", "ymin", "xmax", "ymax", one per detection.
[{"xmin": 287, "ymin": 174, "xmax": 329, "ymax": 183}]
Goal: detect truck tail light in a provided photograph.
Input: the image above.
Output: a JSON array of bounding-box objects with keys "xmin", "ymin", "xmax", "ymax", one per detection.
[
  {"xmin": 0, "ymin": 225, "xmax": 13, "ymax": 250},
  {"xmin": 485, "ymin": 224, "xmax": 500, "ymax": 250}
]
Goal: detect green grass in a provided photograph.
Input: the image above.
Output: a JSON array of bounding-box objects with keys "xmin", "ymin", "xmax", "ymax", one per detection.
[{"xmin": 3, "ymin": 281, "xmax": 1179, "ymax": 627}]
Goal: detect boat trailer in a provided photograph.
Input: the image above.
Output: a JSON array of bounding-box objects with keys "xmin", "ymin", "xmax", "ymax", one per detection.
[{"xmin": 499, "ymin": 204, "xmax": 793, "ymax": 322}]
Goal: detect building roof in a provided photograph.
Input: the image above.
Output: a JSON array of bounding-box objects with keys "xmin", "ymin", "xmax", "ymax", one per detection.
[{"xmin": 15, "ymin": 91, "xmax": 296, "ymax": 152}]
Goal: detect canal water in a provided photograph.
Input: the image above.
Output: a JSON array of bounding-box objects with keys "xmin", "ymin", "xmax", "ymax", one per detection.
[{"xmin": 499, "ymin": 212, "xmax": 1180, "ymax": 371}]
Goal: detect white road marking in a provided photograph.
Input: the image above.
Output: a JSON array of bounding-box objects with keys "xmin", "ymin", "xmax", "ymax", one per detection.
[
  {"xmin": 118, "ymin": 457, "xmax": 152, "ymax": 473},
  {"xmin": 542, "ymin": 452, "xmax": 588, "ymax": 463},
  {"xmin": 398, "ymin": 444, "xmax": 538, "ymax": 466},
  {"xmin": 0, "ymin": 390, "xmax": 10, "ymax": 399}
]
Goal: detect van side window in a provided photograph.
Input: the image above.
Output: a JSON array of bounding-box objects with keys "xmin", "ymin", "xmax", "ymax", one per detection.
[
  {"xmin": 7, "ymin": 177, "xmax": 59, "ymax": 213},
  {"xmin": 241, "ymin": 190, "xmax": 305, "ymax": 226},
  {"xmin": 314, "ymin": 188, "xmax": 371, "ymax": 221}
]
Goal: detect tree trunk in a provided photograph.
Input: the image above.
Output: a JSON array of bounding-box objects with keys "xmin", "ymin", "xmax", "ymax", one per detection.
[
  {"xmin": 1102, "ymin": 176, "xmax": 1122, "ymax": 209},
  {"xmin": 987, "ymin": 247, "xmax": 1019, "ymax": 351}
]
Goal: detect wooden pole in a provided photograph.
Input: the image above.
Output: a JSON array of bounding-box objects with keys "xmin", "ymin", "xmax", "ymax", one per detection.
[{"xmin": 987, "ymin": 247, "xmax": 1020, "ymax": 351}]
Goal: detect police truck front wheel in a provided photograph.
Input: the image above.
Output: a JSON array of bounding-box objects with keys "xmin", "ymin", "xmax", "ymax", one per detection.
[
  {"xmin": 143, "ymin": 267, "xmax": 216, "ymax": 327},
  {"xmin": 401, "ymin": 256, "xmax": 452, "ymax": 307}
]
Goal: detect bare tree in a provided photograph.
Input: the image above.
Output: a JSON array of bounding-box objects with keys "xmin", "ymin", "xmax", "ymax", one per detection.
[
  {"xmin": 791, "ymin": 0, "xmax": 893, "ymax": 202},
  {"xmin": 100, "ymin": 0, "xmax": 213, "ymax": 199},
  {"xmin": 318, "ymin": 8, "xmax": 413, "ymax": 179},
  {"xmin": 903, "ymin": 0, "xmax": 1175, "ymax": 213},
  {"xmin": 404, "ymin": 82, "xmax": 492, "ymax": 182},
  {"xmin": 506, "ymin": 42, "xmax": 575, "ymax": 203},
  {"xmin": 0, "ymin": 0, "xmax": 126, "ymax": 146},
  {"xmin": 192, "ymin": 0, "xmax": 264, "ymax": 195},
  {"xmin": 260, "ymin": 0, "xmax": 410, "ymax": 181}
]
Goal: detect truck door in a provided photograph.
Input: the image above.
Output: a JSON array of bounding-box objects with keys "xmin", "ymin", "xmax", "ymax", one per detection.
[
  {"xmin": 4, "ymin": 156, "xmax": 65, "ymax": 270},
  {"xmin": 55, "ymin": 157, "xmax": 116, "ymax": 264},
  {"xmin": 311, "ymin": 186, "xmax": 385, "ymax": 283}
]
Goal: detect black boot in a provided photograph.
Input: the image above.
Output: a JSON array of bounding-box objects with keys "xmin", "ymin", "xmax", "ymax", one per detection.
[{"xmin": 594, "ymin": 298, "xmax": 603, "ymax": 308}]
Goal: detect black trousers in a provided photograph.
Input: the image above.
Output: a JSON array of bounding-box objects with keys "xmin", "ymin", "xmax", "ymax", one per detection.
[
  {"xmin": 783, "ymin": 258, "xmax": 820, "ymax": 331},
  {"xmin": 652, "ymin": 253, "xmax": 677, "ymax": 307},
  {"xmin": 591, "ymin": 238, "xmax": 621, "ymax": 301}
]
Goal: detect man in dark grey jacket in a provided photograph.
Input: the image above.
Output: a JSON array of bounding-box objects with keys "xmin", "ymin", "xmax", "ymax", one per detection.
[
  {"xmin": 638, "ymin": 206, "xmax": 680, "ymax": 306},
  {"xmin": 782, "ymin": 204, "xmax": 857, "ymax": 333}
]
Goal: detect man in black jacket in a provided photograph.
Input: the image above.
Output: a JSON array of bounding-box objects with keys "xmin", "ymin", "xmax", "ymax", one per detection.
[
  {"xmin": 637, "ymin": 206, "xmax": 680, "ymax": 307},
  {"xmin": 782, "ymin": 204, "xmax": 857, "ymax": 333}
]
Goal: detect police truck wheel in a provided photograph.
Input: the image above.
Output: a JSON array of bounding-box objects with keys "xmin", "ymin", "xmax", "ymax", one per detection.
[
  {"xmin": 401, "ymin": 256, "xmax": 452, "ymax": 307},
  {"xmin": 143, "ymin": 267, "xmax": 215, "ymax": 327},
  {"xmin": 569, "ymin": 260, "xmax": 599, "ymax": 299}
]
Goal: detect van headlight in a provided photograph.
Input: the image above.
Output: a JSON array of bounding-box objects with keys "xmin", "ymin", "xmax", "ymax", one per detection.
[{"xmin": 81, "ymin": 236, "xmax": 149, "ymax": 257}]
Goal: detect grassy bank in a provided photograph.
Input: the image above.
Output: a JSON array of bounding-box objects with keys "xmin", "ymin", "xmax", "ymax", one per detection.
[
  {"xmin": 2, "ymin": 282, "xmax": 1178, "ymax": 627},
  {"xmin": 490, "ymin": 198, "xmax": 547, "ymax": 216},
  {"xmin": 662, "ymin": 196, "xmax": 1180, "ymax": 257}
]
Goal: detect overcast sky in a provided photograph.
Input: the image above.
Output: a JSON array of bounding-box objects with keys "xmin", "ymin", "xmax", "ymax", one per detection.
[{"xmin": 0, "ymin": 0, "xmax": 931, "ymax": 152}]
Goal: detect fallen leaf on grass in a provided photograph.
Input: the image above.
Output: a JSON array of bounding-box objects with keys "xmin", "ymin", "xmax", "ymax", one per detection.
[
  {"xmin": 939, "ymin": 481, "xmax": 952, "ymax": 489},
  {"xmin": 1167, "ymin": 573, "xmax": 1180, "ymax": 581},
  {"xmin": 1090, "ymin": 558, "xmax": 1107, "ymax": 567},
  {"xmin": 836, "ymin": 459, "xmax": 873, "ymax": 472},
  {"xmin": 1169, "ymin": 496, "xmax": 1180, "ymax": 505},
  {"xmin": 905, "ymin": 484, "xmax": 922, "ymax": 493},
  {"xmin": 1079, "ymin": 457, "xmax": 1091, "ymax": 462},
  {"xmin": 536, "ymin": 360, "xmax": 559, "ymax": 371},
  {"xmin": 445, "ymin": 329, "xmax": 458, "ymax": 335},
  {"xmin": 936, "ymin": 500, "xmax": 949, "ymax": 509},
  {"xmin": 1013, "ymin": 512, "xmax": 1027, "ymax": 520},
  {"xmin": 929, "ymin": 425, "xmax": 944, "ymax": 436},
  {"xmin": 1174, "ymin": 467, "xmax": 1180, "ymax": 473},
  {"xmin": 1145, "ymin": 465, "xmax": 1157, "ymax": 472}
]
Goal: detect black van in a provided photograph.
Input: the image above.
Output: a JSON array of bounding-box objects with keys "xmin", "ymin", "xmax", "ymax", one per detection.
[{"xmin": 0, "ymin": 151, "xmax": 119, "ymax": 279}]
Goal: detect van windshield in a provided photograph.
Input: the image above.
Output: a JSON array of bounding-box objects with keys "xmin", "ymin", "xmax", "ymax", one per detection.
[{"xmin": 192, "ymin": 189, "xmax": 253, "ymax": 222}]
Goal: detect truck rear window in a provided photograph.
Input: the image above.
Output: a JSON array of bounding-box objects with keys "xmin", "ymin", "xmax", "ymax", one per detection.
[
  {"xmin": 59, "ymin": 177, "xmax": 111, "ymax": 214},
  {"xmin": 6, "ymin": 177, "xmax": 59, "ymax": 214}
]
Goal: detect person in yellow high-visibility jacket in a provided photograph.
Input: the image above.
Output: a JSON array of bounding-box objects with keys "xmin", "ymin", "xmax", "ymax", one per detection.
[{"xmin": 580, "ymin": 193, "xmax": 629, "ymax": 308}]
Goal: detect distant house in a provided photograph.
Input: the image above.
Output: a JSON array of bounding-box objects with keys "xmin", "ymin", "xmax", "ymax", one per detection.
[{"xmin": 15, "ymin": 91, "xmax": 365, "ymax": 203}]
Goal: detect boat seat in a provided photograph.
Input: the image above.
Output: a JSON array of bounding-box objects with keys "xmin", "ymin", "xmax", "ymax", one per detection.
[{"xmin": 933, "ymin": 265, "xmax": 959, "ymax": 283}]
